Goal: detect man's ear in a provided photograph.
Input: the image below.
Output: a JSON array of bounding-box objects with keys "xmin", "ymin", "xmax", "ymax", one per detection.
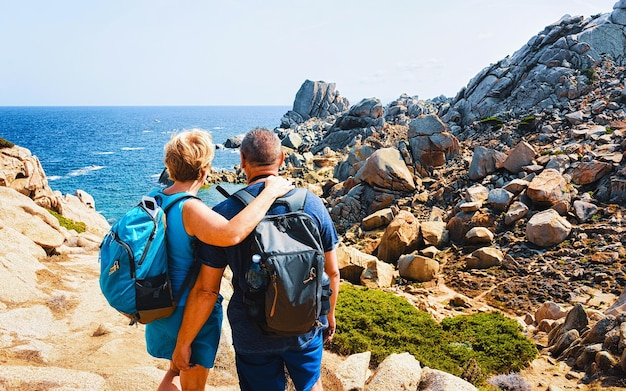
[
  {"xmin": 240, "ymin": 151, "xmax": 246, "ymax": 169},
  {"xmin": 278, "ymin": 151, "xmax": 285, "ymax": 166}
]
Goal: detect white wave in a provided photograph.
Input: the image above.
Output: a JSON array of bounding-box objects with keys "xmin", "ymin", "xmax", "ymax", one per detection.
[
  {"xmin": 47, "ymin": 175, "xmax": 62, "ymax": 181},
  {"xmin": 121, "ymin": 147, "xmax": 145, "ymax": 151},
  {"xmin": 68, "ymin": 165, "xmax": 105, "ymax": 177},
  {"xmin": 212, "ymin": 126, "xmax": 224, "ymax": 130},
  {"xmin": 142, "ymin": 130, "xmax": 152, "ymax": 133},
  {"xmin": 94, "ymin": 151, "xmax": 114, "ymax": 155}
]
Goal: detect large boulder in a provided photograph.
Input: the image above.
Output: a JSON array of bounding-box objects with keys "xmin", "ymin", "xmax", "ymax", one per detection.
[
  {"xmin": 336, "ymin": 244, "xmax": 378, "ymax": 285},
  {"xmin": 526, "ymin": 169, "xmax": 572, "ymax": 207},
  {"xmin": 398, "ymin": 254, "xmax": 440, "ymax": 282},
  {"xmin": 335, "ymin": 352, "xmax": 371, "ymax": 391},
  {"xmin": 468, "ymin": 146, "xmax": 507, "ymax": 180},
  {"xmin": 407, "ymin": 114, "xmax": 459, "ymax": 169},
  {"xmin": 58, "ymin": 192, "xmax": 110, "ymax": 235},
  {"xmin": 526, "ymin": 209, "xmax": 572, "ymax": 247},
  {"xmin": 365, "ymin": 352, "xmax": 422, "ymax": 391},
  {"xmin": 501, "ymin": 141, "xmax": 537, "ymax": 174},
  {"xmin": 377, "ymin": 210, "xmax": 421, "ymax": 263},
  {"xmin": 354, "ymin": 148, "xmax": 416, "ymax": 192},
  {"xmin": 0, "ymin": 186, "xmax": 64, "ymax": 251},
  {"xmin": 360, "ymin": 259, "xmax": 396, "ymax": 289},
  {"xmin": 334, "ymin": 98, "xmax": 384, "ymax": 131},
  {"xmin": 419, "ymin": 367, "xmax": 478, "ymax": 391}
]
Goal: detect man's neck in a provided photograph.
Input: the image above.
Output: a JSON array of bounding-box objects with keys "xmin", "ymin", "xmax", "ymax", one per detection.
[{"xmin": 246, "ymin": 170, "xmax": 278, "ymax": 185}]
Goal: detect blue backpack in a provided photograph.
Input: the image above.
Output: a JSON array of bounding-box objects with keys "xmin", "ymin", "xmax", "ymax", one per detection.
[{"xmin": 99, "ymin": 192, "xmax": 197, "ymax": 325}]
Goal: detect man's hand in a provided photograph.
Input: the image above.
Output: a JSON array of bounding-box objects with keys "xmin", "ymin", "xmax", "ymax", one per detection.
[{"xmin": 323, "ymin": 314, "xmax": 336, "ymax": 343}]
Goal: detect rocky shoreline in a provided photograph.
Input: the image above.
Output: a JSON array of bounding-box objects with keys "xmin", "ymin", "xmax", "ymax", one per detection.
[{"xmin": 2, "ymin": 1, "xmax": 626, "ymax": 390}]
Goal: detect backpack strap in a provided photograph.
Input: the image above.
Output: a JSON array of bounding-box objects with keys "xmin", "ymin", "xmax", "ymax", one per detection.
[
  {"xmin": 233, "ymin": 187, "xmax": 307, "ymax": 213},
  {"xmin": 174, "ymin": 254, "xmax": 201, "ymax": 304},
  {"xmin": 152, "ymin": 191, "xmax": 199, "ymax": 213},
  {"xmin": 151, "ymin": 190, "xmax": 201, "ymax": 304}
]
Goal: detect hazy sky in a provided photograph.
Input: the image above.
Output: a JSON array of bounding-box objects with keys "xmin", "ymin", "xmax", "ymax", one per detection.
[{"xmin": 0, "ymin": 1, "xmax": 618, "ymax": 106}]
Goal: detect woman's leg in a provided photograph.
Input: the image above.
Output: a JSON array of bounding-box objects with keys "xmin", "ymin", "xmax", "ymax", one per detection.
[
  {"xmin": 179, "ymin": 365, "xmax": 210, "ymax": 391},
  {"xmin": 157, "ymin": 362, "xmax": 182, "ymax": 391}
]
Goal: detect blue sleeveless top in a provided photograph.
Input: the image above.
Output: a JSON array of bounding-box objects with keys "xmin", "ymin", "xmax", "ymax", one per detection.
[{"xmin": 157, "ymin": 190, "xmax": 197, "ymax": 307}]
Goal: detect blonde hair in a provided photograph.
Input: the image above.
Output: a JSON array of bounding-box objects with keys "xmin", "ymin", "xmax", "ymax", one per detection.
[{"xmin": 164, "ymin": 129, "xmax": 215, "ymax": 182}]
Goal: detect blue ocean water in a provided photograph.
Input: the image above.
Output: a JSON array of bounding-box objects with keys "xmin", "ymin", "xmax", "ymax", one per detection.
[{"xmin": 0, "ymin": 106, "xmax": 289, "ymax": 223}]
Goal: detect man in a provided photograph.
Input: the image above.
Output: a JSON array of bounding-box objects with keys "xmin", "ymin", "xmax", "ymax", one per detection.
[{"xmin": 173, "ymin": 128, "xmax": 340, "ymax": 391}]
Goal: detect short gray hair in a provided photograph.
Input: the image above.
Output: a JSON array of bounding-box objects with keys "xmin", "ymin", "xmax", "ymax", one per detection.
[{"xmin": 241, "ymin": 128, "xmax": 281, "ymax": 167}]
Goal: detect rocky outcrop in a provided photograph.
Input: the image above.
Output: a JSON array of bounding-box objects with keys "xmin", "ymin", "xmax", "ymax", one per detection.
[
  {"xmin": 313, "ymin": 98, "xmax": 385, "ymax": 154},
  {"xmin": 0, "ymin": 145, "xmax": 60, "ymax": 210},
  {"xmin": 0, "ymin": 145, "xmax": 110, "ymax": 260},
  {"xmin": 384, "ymin": 93, "xmax": 448, "ymax": 126},
  {"xmin": 442, "ymin": 2, "xmax": 626, "ymax": 128},
  {"xmin": 280, "ymin": 79, "xmax": 350, "ymax": 129},
  {"xmin": 538, "ymin": 303, "xmax": 626, "ymax": 382}
]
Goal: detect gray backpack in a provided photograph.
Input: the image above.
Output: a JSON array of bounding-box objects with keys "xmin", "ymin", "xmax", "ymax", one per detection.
[{"xmin": 233, "ymin": 188, "xmax": 330, "ymax": 337}]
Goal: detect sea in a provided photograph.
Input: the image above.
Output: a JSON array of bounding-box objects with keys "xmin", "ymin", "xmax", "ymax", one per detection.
[{"xmin": 0, "ymin": 106, "xmax": 290, "ymax": 224}]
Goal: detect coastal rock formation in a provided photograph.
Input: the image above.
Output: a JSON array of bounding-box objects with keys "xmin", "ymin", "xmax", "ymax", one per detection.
[
  {"xmin": 1, "ymin": 144, "xmax": 60, "ymax": 210},
  {"xmin": 1, "ymin": 144, "xmax": 109, "ymax": 228},
  {"xmin": 280, "ymin": 79, "xmax": 349, "ymax": 130},
  {"xmin": 442, "ymin": 1, "xmax": 626, "ymax": 128}
]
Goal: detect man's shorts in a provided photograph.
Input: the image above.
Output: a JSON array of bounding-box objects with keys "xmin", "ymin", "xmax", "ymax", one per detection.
[{"xmin": 235, "ymin": 332, "xmax": 324, "ymax": 391}]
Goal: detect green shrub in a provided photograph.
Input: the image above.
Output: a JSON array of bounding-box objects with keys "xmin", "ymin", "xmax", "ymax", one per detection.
[
  {"xmin": 479, "ymin": 116, "xmax": 504, "ymax": 130},
  {"xmin": 0, "ymin": 137, "xmax": 14, "ymax": 149},
  {"xmin": 330, "ymin": 284, "xmax": 449, "ymax": 369},
  {"xmin": 47, "ymin": 209, "xmax": 86, "ymax": 233},
  {"xmin": 441, "ymin": 312, "xmax": 538, "ymax": 375},
  {"xmin": 330, "ymin": 284, "xmax": 538, "ymax": 386},
  {"xmin": 581, "ymin": 68, "xmax": 596, "ymax": 84},
  {"xmin": 518, "ymin": 115, "xmax": 537, "ymax": 131},
  {"xmin": 540, "ymin": 149, "xmax": 564, "ymax": 156}
]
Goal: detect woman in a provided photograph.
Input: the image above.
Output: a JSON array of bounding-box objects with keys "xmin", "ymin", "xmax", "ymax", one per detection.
[{"xmin": 145, "ymin": 129, "xmax": 293, "ymax": 391}]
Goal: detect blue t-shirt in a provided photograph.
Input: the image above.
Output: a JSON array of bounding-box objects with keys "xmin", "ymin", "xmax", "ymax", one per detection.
[{"xmin": 197, "ymin": 183, "xmax": 339, "ymax": 354}]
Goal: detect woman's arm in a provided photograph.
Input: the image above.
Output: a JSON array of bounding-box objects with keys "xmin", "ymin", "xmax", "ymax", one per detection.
[
  {"xmin": 183, "ymin": 175, "xmax": 293, "ymax": 246},
  {"xmin": 172, "ymin": 264, "xmax": 225, "ymax": 371}
]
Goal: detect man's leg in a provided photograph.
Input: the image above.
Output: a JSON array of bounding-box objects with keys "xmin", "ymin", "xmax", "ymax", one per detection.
[
  {"xmin": 235, "ymin": 351, "xmax": 286, "ymax": 391},
  {"xmin": 309, "ymin": 377, "xmax": 323, "ymax": 391},
  {"xmin": 282, "ymin": 333, "xmax": 324, "ymax": 391}
]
